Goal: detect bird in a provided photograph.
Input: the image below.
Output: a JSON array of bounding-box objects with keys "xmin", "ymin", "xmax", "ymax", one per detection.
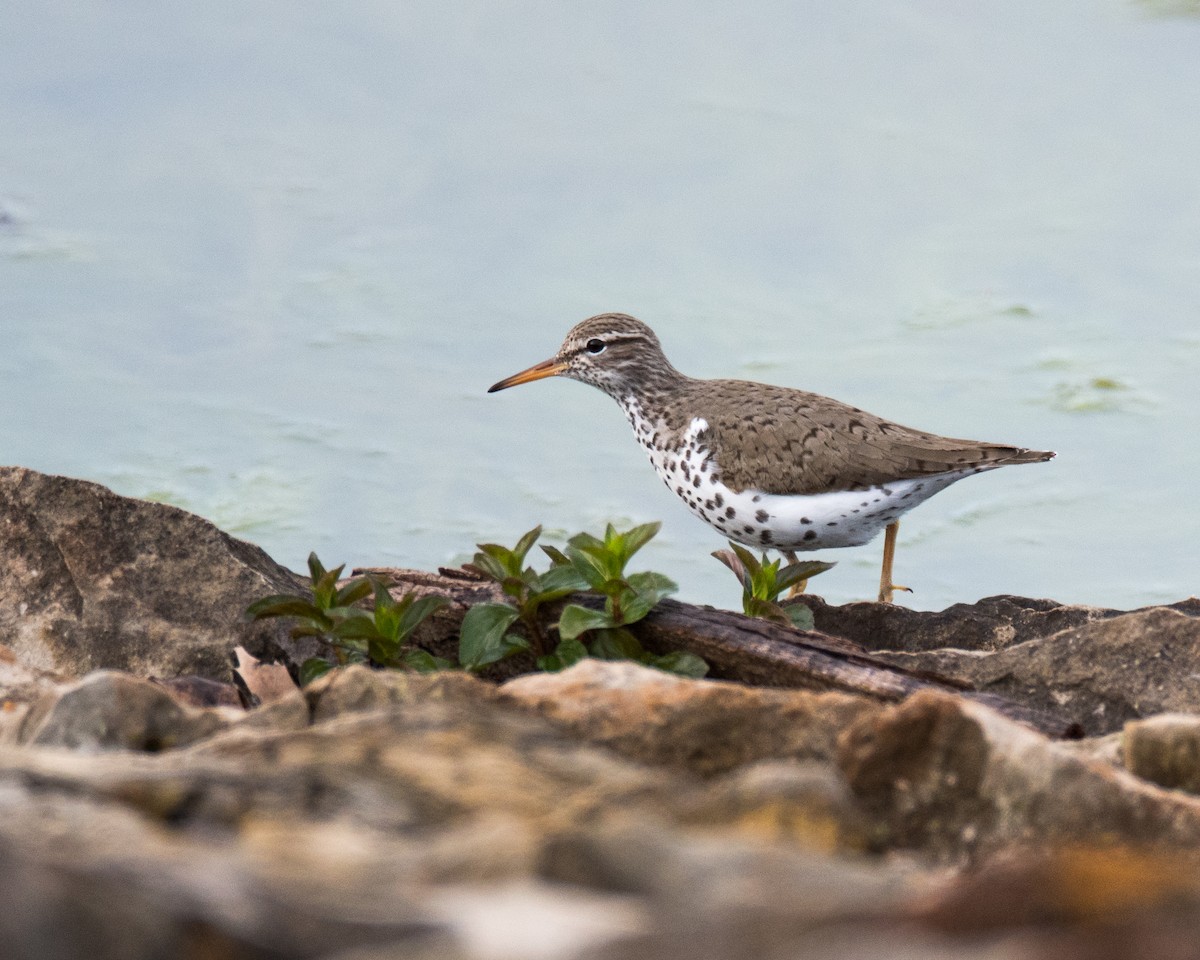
[{"xmin": 488, "ymin": 313, "xmax": 1054, "ymax": 603}]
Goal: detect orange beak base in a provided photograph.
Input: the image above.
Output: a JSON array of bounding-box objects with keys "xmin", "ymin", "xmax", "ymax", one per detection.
[{"xmin": 488, "ymin": 358, "xmax": 568, "ymax": 393}]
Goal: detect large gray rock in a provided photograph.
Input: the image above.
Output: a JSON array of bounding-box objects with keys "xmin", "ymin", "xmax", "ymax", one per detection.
[
  {"xmin": 804, "ymin": 593, "xmax": 1200, "ymax": 655},
  {"xmin": 17, "ymin": 671, "xmax": 233, "ymax": 751},
  {"xmin": 803, "ymin": 594, "xmax": 1121, "ymax": 653},
  {"xmin": 870, "ymin": 607, "xmax": 1200, "ymax": 735},
  {"xmin": 0, "ymin": 466, "xmax": 312, "ymax": 687}
]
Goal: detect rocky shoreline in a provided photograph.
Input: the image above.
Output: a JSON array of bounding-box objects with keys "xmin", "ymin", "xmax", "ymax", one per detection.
[{"xmin": 3, "ymin": 465, "xmax": 1200, "ymax": 959}]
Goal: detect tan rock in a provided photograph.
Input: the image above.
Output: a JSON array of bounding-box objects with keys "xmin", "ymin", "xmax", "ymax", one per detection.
[
  {"xmin": 1123, "ymin": 713, "xmax": 1200, "ymax": 794},
  {"xmin": 307, "ymin": 663, "xmax": 499, "ymax": 722},
  {"xmin": 838, "ymin": 689, "xmax": 1200, "ymax": 859},
  {"xmin": 500, "ymin": 659, "xmax": 879, "ymax": 776},
  {"xmin": 678, "ymin": 760, "xmax": 876, "ymax": 853}
]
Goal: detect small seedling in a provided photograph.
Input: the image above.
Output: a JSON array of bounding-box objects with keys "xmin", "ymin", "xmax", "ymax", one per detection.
[
  {"xmin": 247, "ymin": 553, "xmax": 450, "ymax": 683},
  {"xmin": 712, "ymin": 542, "xmax": 834, "ymax": 631},
  {"xmin": 457, "ymin": 525, "xmax": 590, "ymax": 670},
  {"xmin": 549, "ymin": 522, "xmax": 707, "ymax": 677}
]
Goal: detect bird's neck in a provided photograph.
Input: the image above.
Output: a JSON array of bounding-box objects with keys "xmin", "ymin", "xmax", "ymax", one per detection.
[{"xmin": 611, "ymin": 364, "xmax": 693, "ymax": 432}]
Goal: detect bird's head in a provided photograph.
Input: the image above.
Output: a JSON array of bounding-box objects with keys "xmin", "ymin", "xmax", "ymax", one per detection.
[{"xmin": 488, "ymin": 313, "xmax": 678, "ymax": 399}]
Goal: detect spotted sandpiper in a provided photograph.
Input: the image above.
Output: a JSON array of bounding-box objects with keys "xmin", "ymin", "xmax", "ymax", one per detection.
[{"xmin": 488, "ymin": 313, "xmax": 1054, "ymax": 603}]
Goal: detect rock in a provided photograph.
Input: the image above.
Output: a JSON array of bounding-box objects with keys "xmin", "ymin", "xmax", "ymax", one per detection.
[
  {"xmin": 0, "ymin": 466, "xmax": 314, "ymax": 682},
  {"xmin": 0, "ymin": 641, "xmax": 64, "ymax": 707},
  {"xmin": 803, "ymin": 594, "xmax": 1122, "ymax": 653},
  {"xmin": 1123, "ymin": 713, "xmax": 1200, "ymax": 794},
  {"xmin": 870, "ymin": 607, "xmax": 1200, "ymax": 736},
  {"xmin": 499, "ymin": 659, "xmax": 879, "ymax": 776},
  {"xmin": 150, "ymin": 674, "xmax": 244, "ymax": 708},
  {"xmin": 536, "ymin": 818, "xmax": 924, "ymax": 957},
  {"xmin": 677, "ymin": 760, "xmax": 876, "ymax": 853},
  {"xmin": 917, "ymin": 845, "xmax": 1200, "ymax": 934},
  {"xmin": 17, "ymin": 670, "xmax": 233, "ymax": 751},
  {"xmin": 0, "ymin": 791, "xmax": 458, "ymax": 960},
  {"xmin": 837, "ymin": 689, "xmax": 1200, "ymax": 860},
  {"xmin": 307, "ymin": 663, "xmax": 499, "ymax": 722}
]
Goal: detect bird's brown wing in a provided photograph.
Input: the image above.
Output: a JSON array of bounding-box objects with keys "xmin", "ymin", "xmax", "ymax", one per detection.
[{"xmin": 690, "ymin": 379, "xmax": 1052, "ymax": 495}]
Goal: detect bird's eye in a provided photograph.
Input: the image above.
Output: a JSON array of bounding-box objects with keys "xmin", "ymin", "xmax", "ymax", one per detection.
[{"xmin": 585, "ymin": 338, "xmax": 607, "ymax": 355}]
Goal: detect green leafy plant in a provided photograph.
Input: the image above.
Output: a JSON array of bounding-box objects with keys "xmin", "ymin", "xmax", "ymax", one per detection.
[
  {"xmin": 457, "ymin": 525, "xmax": 589, "ymax": 670},
  {"xmin": 548, "ymin": 522, "xmax": 706, "ymax": 677},
  {"xmin": 247, "ymin": 553, "xmax": 450, "ymax": 684},
  {"xmin": 712, "ymin": 542, "xmax": 834, "ymax": 631},
  {"xmin": 458, "ymin": 523, "xmax": 707, "ymax": 677}
]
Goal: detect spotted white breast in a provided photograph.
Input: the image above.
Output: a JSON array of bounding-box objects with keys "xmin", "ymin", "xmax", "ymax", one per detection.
[{"xmin": 619, "ymin": 398, "xmax": 979, "ymax": 552}]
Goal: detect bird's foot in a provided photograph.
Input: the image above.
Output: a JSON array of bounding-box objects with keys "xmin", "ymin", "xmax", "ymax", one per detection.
[
  {"xmin": 877, "ymin": 583, "xmax": 913, "ymax": 604},
  {"xmin": 785, "ymin": 578, "xmax": 809, "ymax": 599}
]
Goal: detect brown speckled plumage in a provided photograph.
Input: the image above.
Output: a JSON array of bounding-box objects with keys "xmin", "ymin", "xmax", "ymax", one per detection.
[
  {"xmin": 492, "ymin": 313, "xmax": 1052, "ymax": 496},
  {"xmin": 488, "ymin": 313, "xmax": 1055, "ymax": 594}
]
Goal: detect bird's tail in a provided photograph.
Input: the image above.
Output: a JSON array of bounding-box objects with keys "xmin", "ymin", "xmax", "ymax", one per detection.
[{"xmin": 997, "ymin": 446, "xmax": 1056, "ymax": 465}]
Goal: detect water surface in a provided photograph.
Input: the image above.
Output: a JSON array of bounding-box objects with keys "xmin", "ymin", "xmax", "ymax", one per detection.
[{"xmin": 2, "ymin": 1, "xmax": 1198, "ymax": 610}]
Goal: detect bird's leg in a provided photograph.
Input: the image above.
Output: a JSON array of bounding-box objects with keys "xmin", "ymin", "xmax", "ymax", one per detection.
[
  {"xmin": 878, "ymin": 521, "xmax": 913, "ymax": 603},
  {"xmin": 783, "ymin": 550, "xmax": 809, "ymax": 599}
]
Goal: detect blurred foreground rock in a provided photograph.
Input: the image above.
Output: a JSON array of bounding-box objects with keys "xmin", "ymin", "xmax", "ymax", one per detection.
[{"xmin": 2, "ymin": 468, "xmax": 1200, "ymax": 959}]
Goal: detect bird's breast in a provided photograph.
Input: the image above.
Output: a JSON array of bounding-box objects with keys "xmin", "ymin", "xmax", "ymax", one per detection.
[{"xmin": 618, "ymin": 399, "xmax": 975, "ymax": 551}]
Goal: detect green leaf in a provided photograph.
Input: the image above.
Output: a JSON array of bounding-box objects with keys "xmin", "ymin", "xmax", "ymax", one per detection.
[
  {"xmin": 478, "ymin": 542, "xmax": 519, "ymax": 578},
  {"xmin": 540, "ymin": 545, "xmax": 572, "ymax": 567},
  {"xmin": 564, "ymin": 546, "xmax": 611, "ymax": 592},
  {"xmin": 556, "ymin": 603, "xmax": 616, "ymax": 641},
  {"xmin": 554, "ymin": 637, "xmax": 588, "ymax": 668},
  {"xmin": 403, "ymin": 650, "xmax": 454, "ymax": 673},
  {"xmin": 645, "ymin": 650, "xmax": 709, "ymax": 678},
  {"xmin": 396, "ymin": 594, "xmax": 449, "ymax": 642},
  {"xmin": 776, "ymin": 560, "xmax": 835, "ymax": 593},
  {"xmin": 535, "ymin": 636, "xmax": 589, "ymax": 673},
  {"xmin": 331, "ymin": 613, "xmax": 384, "ymax": 641},
  {"xmin": 534, "ymin": 563, "xmax": 589, "ymax": 600},
  {"xmin": 465, "ymin": 553, "xmax": 507, "ymax": 583},
  {"xmin": 512, "ymin": 525, "xmax": 543, "ymax": 565},
  {"xmin": 313, "ymin": 564, "xmax": 346, "ymax": 609},
  {"xmin": 299, "ymin": 658, "xmax": 333, "ymax": 686},
  {"xmin": 729, "ymin": 542, "xmax": 762, "ymax": 577},
  {"xmin": 501, "ymin": 575, "xmax": 527, "ymax": 600},
  {"xmin": 565, "ymin": 530, "xmax": 606, "ymax": 556},
  {"xmin": 246, "ymin": 596, "xmax": 328, "ymax": 623},
  {"xmin": 334, "ymin": 577, "xmax": 374, "ymax": 608},
  {"xmin": 288, "ymin": 623, "xmax": 332, "ymax": 639},
  {"xmin": 625, "ymin": 571, "xmax": 677, "ymax": 610},
  {"xmin": 785, "ymin": 603, "xmax": 816, "ymax": 631},
  {"xmin": 743, "ymin": 596, "xmax": 792, "ymax": 625},
  {"xmin": 307, "ymin": 552, "xmax": 327, "ymax": 584},
  {"xmin": 372, "ymin": 592, "xmax": 402, "ymax": 641},
  {"xmin": 617, "ymin": 521, "xmax": 661, "ymax": 563},
  {"xmin": 459, "ymin": 603, "xmax": 525, "ymax": 670},
  {"xmin": 328, "ymin": 635, "xmax": 368, "ymax": 656},
  {"xmin": 588, "ymin": 627, "xmax": 646, "ymax": 661}
]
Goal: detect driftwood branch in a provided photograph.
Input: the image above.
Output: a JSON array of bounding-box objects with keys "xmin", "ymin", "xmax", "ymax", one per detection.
[{"xmin": 357, "ymin": 566, "xmax": 1081, "ymax": 738}]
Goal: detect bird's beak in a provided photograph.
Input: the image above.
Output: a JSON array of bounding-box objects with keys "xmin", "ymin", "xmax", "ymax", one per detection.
[{"xmin": 488, "ymin": 358, "xmax": 568, "ymax": 393}]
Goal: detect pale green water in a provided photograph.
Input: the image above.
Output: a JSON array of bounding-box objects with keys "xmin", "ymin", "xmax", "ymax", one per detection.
[{"xmin": 2, "ymin": 1, "xmax": 1198, "ymax": 611}]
